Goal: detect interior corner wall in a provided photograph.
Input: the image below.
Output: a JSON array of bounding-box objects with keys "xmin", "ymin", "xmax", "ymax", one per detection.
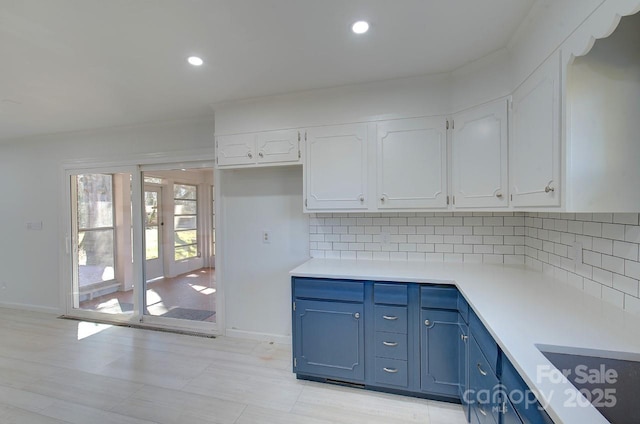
[
  {"xmin": 220, "ymin": 166, "xmax": 308, "ymax": 340},
  {"xmin": 0, "ymin": 117, "xmax": 214, "ymax": 313}
]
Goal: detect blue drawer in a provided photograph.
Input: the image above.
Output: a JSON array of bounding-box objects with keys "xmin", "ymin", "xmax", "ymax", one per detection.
[
  {"xmin": 374, "ymin": 332, "xmax": 408, "ymax": 360},
  {"xmin": 374, "ymin": 305, "xmax": 408, "ymax": 334},
  {"xmin": 374, "ymin": 283, "xmax": 408, "ymax": 305},
  {"xmin": 420, "ymin": 285, "xmax": 458, "ymax": 310},
  {"xmin": 469, "ymin": 336, "xmax": 500, "ymax": 424},
  {"xmin": 469, "ymin": 309, "xmax": 498, "ymax": 373},
  {"xmin": 374, "ymin": 357, "xmax": 408, "ymax": 388},
  {"xmin": 293, "ymin": 278, "xmax": 364, "ymax": 302},
  {"xmin": 501, "ymin": 355, "xmax": 554, "ymax": 424}
]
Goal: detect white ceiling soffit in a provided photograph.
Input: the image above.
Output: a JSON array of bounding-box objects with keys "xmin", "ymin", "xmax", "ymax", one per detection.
[{"xmin": 0, "ymin": 0, "xmax": 535, "ymax": 141}]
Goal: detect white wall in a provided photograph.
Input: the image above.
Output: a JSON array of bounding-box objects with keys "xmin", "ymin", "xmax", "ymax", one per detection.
[
  {"xmin": 220, "ymin": 166, "xmax": 308, "ymax": 340},
  {"xmin": 0, "ymin": 117, "xmax": 214, "ymax": 312},
  {"xmin": 213, "ymin": 73, "xmax": 452, "ymax": 135},
  {"xmin": 567, "ymin": 12, "xmax": 640, "ymax": 211}
]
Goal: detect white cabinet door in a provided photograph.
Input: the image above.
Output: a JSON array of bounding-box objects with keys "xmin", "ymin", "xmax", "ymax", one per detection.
[
  {"xmin": 216, "ymin": 133, "xmax": 255, "ymax": 166},
  {"xmin": 451, "ymin": 100, "xmax": 508, "ymax": 208},
  {"xmin": 306, "ymin": 123, "xmax": 368, "ymax": 210},
  {"xmin": 376, "ymin": 117, "xmax": 447, "ymax": 209},
  {"xmin": 256, "ymin": 129, "xmax": 300, "ymax": 164},
  {"xmin": 511, "ymin": 51, "xmax": 561, "ymax": 207}
]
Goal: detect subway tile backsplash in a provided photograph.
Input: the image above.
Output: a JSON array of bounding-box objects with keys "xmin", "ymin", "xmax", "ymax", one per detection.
[
  {"xmin": 525, "ymin": 212, "xmax": 640, "ymax": 315},
  {"xmin": 309, "ymin": 212, "xmax": 527, "ymax": 264},
  {"xmin": 308, "ymin": 211, "xmax": 640, "ymax": 315}
]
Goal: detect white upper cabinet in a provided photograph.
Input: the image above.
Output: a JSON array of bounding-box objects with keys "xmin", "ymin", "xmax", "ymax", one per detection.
[
  {"xmin": 216, "ymin": 129, "xmax": 300, "ymax": 168},
  {"xmin": 216, "ymin": 133, "xmax": 255, "ymax": 166},
  {"xmin": 510, "ymin": 51, "xmax": 561, "ymax": 207},
  {"xmin": 376, "ymin": 117, "xmax": 447, "ymax": 209},
  {"xmin": 451, "ymin": 100, "xmax": 508, "ymax": 208},
  {"xmin": 255, "ymin": 130, "xmax": 300, "ymax": 164},
  {"xmin": 305, "ymin": 123, "xmax": 368, "ymax": 210}
]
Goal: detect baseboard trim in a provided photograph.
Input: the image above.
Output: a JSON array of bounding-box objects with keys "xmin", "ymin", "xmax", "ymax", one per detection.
[
  {"xmin": 0, "ymin": 302, "xmax": 61, "ymax": 315},
  {"xmin": 225, "ymin": 328, "xmax": 292, "ymax": 345}
]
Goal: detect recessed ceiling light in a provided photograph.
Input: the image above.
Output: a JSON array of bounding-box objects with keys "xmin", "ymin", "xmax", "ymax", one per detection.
[
  {"xmin": 352, "ymin": 21, "xmax": 369, "ymax": 34},
  {"xmin": 187, "ymin": 56, "xmax": 204, "ymax": 66}
]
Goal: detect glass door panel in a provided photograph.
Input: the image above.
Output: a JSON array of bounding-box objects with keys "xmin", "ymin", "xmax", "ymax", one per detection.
[
  {"xmin": 144, "ymin": 186, "xmax": 164, "ymax": 281},
  {"xmin": 71, "ymin": 172, "xmax": 135, "ymax": 316},
  {"xmin": 142, "ymin": 169, "xmax": 216, "ymax": 324}
]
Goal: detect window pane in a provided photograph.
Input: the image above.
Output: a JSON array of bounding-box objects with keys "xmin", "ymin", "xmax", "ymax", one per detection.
[
  {"xmin": 174, "ymin": 199, "xmax": 197, "ymax": 215},
  {"xmin": 175, "ymin": 245, "xmax": 197, "ymax": 260},
  {"xmin": 78, "ymin": 229, "xmax": 115, "ymax": 286},
  {"xmin": 145, "ymin": 192, "xmax": 159, "ymax": 226},
  {"xmin": 175, "ymin": 216, "xmax": 197, "ymax": 230},
  {"xmin": 174, "ymin": 184, "xmax": 196, "ymax": 200},
  {"xmin": 175, "ymin": 230, "xmax": 197, "ymax": 246},
  {"xmin": 77, "ymin": 174, "xmax": 113, "ymax": 228},
  {"xmin": 146, "ymin": 227, "xmax": 159, "ymax": 260}
]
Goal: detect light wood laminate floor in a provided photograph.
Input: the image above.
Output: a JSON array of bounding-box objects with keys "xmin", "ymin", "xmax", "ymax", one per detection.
[{"xmin": 0, "ymin": 307, "xmax": 466, "ymax": 424}]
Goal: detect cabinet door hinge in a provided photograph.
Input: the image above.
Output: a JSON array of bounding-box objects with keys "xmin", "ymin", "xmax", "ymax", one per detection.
[
  {"xmin": 304, "ymin": 199, "xmax": 308, "ymax": 207},
  {"xmin": 293, "ymin": 302, "xmax": 296, "ymax": 311},
  {"xmin": 446, "ymin": 120, "xmax": 449, "ymax": 130},
  {"xmin": 216, "ymin": 156, "xmax": 218, "ymax": 165},
  {"xmin": 298, "ymin": 150, "xmax": 301, "ymax": 159},
  {"xmin": 305, "ymin": 131, "xmax": 307, "ymax": 141},
  {"xmin": 446, "ymin": 195, "xmax": 450, "ymax": 205},
  {"xmin": 294, "ymin": 357, "xmax": 297, "ymax": 367},
  {"xmin": 297, "ymin": 131, "xmax": 301, "ymax": 142},
  {"xmin": 510, "ymin": 194, "xmax": 513, "ymax": 201},
  {"xmin": 453, "ymin": 196, "xmax": 455, "ymax": 205}
]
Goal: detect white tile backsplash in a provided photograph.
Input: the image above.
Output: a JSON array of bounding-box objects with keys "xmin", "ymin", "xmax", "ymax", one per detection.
[
  {"xmin": 525, "ymin": 212, "xmax": 640, "ymax": 316},
  {"xmin": 309, "ymin": 212, "xmax": 526, "ymax": 265},
  {"xmin": 308, "ymin": 210, "xmax": 640, "ymax": 316}
]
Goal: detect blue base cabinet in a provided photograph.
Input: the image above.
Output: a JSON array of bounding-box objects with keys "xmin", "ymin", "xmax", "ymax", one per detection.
[
  {"xmin": 420, "ymin": 308, "xmax": 464, "ymax": 396},
  {"xmin": 293, "ymin": 299, "xmax": 365, "ymax": 381},
  {"xmin": 291, "ymin": 277, "xmax": 554, "ymax": 424}
]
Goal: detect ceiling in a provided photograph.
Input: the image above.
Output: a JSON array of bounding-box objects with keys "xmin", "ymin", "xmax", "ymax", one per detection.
[{"xmin": 0, "ymin": 0, "xmax": 535, "ymax": 141}]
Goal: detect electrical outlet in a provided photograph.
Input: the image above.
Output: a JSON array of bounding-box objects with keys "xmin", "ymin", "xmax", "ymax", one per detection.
[{"xmin": 263, "ymin": 230, "xmax": 272, "ymax": 244}]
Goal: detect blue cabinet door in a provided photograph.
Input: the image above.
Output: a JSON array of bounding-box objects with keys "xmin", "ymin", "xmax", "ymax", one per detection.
[
  {"xmin": 294, "ymin": 299, "xmax": 365, "ymax": 381},
  {"xmin": 420, "ymin": 308, "xmax": 462, "ymax": 396}
]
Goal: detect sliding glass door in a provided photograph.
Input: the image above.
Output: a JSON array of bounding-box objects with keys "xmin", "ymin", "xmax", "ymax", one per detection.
[{"xmin": 65, "ymin": 162, "xmax": 216, "ymax": 332}]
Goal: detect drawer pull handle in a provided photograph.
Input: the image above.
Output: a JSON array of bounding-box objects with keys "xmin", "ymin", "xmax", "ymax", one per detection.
[
  {"xmin": 479, "ymin": 407, "xmax": 487, "ymax": 416},
  {"xmin": 382, "ymin": 315, "xmax": 398, "ymax": 321},
  {"xmin": 383, "ymin": 367, "xmax": 398, "ymax": 373},
  {"xmin": 383, "ymin": 341, "xmax": 398, "ymax": 347},
  {"xmin": 354, "ymin": 312, "xmax": 360, "ymax": 319},
  {"xmin": 477, "ymin": 363, "xmax": 487, "ymax": 376}
]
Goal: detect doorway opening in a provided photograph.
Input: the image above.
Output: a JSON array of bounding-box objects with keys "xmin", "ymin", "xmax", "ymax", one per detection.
[{"xmin": 69, "ymin": 166, "xmax": 216, "ymax": 325}]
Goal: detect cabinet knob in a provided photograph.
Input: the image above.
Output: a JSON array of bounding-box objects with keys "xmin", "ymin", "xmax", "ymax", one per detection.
[
  {"xmin": 496, "ymin": 192, "xmax": 503, "ymax": 199},
  {"xmin": 247, "ymin": 152, "xmax": 253, "ymax": 159},
  {"xmin": 258, "ymin": 152, "xmax": 264, "ymax": 158},
  {"xmin": 380, "ymin": 196, "xmax": 385, "ymax": 203},
  {"xmin": 461, "ymin": 334, "xmax": 468, "ymax": 341},
  {"xmin": 424, "ymin": 319, "xmax": 431, "ymax": 326},
  {"xmin": 359, "ymin": 195, "xmax": 365, "ymax": 202},
  {"xmin": 545, "ymin": 185, "xmax": 555, "ymax": 193},
  {"xmin": 354, "ymin": 312, "xmax": 360, "ymax": 319}
]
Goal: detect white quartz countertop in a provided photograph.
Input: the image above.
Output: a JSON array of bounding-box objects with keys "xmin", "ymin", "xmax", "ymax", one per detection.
[{"xmin": 290, "ymin": 258, "xmax": 640, "ymax": 424}]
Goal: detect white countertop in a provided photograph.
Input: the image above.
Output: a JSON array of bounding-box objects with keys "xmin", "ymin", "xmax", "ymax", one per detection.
[{"xmin": 290, "ymin": 258, "xmax": 640, "ymax": 424}]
